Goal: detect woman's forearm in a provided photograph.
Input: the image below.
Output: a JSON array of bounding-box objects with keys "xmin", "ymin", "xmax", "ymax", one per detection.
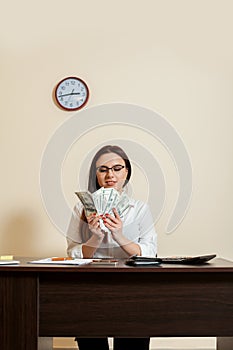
[
  {"xmin": 113, "ymin": 234, "xmax": 141, "ymax": 256},
  {"xmin": 82, "ymin": 234, "xmax": 104, "ymax": 258}
]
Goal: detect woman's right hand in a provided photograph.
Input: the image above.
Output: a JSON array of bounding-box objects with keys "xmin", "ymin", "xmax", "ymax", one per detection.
[
  {"xmin": 82, "ymin": 213, "xmax": 105, "ymax": 258},
  {"xmin": 87, "ymin": 213, "xmax": 105, "ymax": 239}
]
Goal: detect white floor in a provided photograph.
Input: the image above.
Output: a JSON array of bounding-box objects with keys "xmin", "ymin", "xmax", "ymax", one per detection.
[
  {"xmin": 54, "ymin": 348, "xmax": 214, "ymax": 350},
  {"xmin": 53, "ymin": 337, "xmax": 216, "ymax": 349}
]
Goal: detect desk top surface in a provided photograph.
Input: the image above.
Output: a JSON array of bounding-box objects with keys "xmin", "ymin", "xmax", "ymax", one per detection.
[{"xmin": 0, "ymin": 257, "xmax": 233, "ymax": 273}]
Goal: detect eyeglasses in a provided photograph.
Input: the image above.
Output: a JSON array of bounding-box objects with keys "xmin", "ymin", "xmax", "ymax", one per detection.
[{"xmin": 96, "ymin": 164, "xmax": 125, "ymax": 173}]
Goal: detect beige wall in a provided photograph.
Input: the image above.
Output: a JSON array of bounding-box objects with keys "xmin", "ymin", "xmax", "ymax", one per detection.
[
  {"xmin": 1, "ymin": 0, "xmax": 232, "ymax": 259},
  {"xmin": 0, "ymin": 1, "xmax": 232, "ymax": 348}
]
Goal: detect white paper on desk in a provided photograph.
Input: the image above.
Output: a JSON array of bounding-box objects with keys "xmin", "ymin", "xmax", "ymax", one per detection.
[
  {"xmin": 0, "ymin": 260, "xmax": 20, "ymax": 265},
  {"xmin": 28, "ymin": 258, "xmax": 93, "ymax": 265}
]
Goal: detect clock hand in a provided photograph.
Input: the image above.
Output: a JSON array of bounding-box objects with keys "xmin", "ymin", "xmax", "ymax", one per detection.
[{"xmin": 58, "ymin": 92, "xmax": 81, "ymax": 98}]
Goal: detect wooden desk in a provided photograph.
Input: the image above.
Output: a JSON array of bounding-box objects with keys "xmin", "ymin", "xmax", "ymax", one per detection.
[{"xmin": 0, "ymin": 258, "xmax": 233, "ymax": 350}]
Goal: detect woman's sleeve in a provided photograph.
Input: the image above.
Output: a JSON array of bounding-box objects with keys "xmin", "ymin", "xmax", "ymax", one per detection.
[
  {"xmin": 66, "ymin": 203, "xmax": 84, "ymax": 258},
  {"xmin": 137, "ymin": 203, "xmax": 157, "ymax": 257}
]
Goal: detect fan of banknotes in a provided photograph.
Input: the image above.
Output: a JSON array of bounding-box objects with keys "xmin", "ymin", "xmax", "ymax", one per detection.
[{"xmin": 75, "ymin": 187, "xmax": 130, "ymax": 217}]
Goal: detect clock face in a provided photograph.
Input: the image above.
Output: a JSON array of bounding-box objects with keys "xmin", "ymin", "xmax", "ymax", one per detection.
[{"xmin": 55, "ymin": 77, "xmax": 89, "ymax": 111}]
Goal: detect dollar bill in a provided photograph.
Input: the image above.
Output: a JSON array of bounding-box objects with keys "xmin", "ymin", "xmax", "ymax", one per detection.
[
  {"xmin": 115, "ymin": 192, "xmax": 130, "ymax": 216},
  {"xmin": 75, "ymin": 192, "xmax": 97, "ymax": 216},
  {"xmin": 102, "ymin": 188, "xmax": 112, "ymax": 212},
  {"xmin": 92, "ymin": 187, "xmax": 104, "ymax": 213},
  {"xmin": 102, "ymin": 188, "xmax": 119, "ymax": 214}
]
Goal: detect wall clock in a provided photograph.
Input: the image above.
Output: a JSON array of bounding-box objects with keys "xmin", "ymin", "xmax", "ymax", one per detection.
[{"xmin": 54, "ymin": 76, "xmax": 89, "ymax": 111}]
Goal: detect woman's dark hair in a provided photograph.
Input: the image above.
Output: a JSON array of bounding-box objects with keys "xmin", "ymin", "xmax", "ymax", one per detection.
[{"xmin": 88, "ymin": 145, "xmax": 132, "ymax": 193}]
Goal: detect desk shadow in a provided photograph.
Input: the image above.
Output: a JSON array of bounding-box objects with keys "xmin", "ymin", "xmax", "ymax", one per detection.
[{"xmin": 1, "ymin": 210, "xmax": 38, "ymax": 255}]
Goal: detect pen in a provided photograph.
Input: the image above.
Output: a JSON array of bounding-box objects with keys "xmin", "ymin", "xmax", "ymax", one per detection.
[{"xmin": 51, "ymin": 257, "xmax": 73, "ymax": 261}]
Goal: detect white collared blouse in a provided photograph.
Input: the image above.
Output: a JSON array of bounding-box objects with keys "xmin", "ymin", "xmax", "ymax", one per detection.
[{"xmin": 66, "ymin": 196, "xmax": 157, "ymax": 259}]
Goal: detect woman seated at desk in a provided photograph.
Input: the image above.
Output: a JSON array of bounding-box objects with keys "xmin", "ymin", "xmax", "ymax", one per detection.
[{"xmin": 66, "ymin": 145, "xmax": 157, "ymax": 350}]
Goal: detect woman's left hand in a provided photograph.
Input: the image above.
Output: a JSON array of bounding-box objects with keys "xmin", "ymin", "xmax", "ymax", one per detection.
[
  {"xmin": 103, "ymin": 208, "xmax": 141, "ymax": 256},
  {"xmin": 102, "ymin": 208, "xmax": 123, "ymax": 241}
]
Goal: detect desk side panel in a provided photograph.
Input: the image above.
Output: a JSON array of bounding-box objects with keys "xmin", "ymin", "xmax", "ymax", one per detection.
[
  {"xmin": 39, "ymin": 272, "xmax": 233, "ymax": 337},
  {"xmin": 0, "ymin": 272, "xmax": 38, "ymax": 350}
]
